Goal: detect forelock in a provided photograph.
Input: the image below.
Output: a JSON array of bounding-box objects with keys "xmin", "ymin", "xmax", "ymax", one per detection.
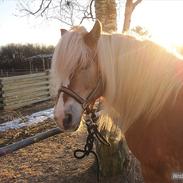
[{"xmin": 52, "ymin": 25, "xmax": 93, "ymax": 87}]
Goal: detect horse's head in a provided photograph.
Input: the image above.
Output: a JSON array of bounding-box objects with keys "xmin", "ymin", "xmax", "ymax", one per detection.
[{"xmin": 52, "ymin": 20, "xmax": 104, "ymax": 131}]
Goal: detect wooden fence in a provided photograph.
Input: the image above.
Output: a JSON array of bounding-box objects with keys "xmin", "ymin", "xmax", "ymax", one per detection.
[{"xmin": 0, "ymin": 71, "xmax": 51, "ymax": 110}]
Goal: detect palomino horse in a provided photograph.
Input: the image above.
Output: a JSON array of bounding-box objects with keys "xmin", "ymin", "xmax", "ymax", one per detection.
[{"xmin": 51, "ymin": 20, "xmax": 183, "ymax": 183}]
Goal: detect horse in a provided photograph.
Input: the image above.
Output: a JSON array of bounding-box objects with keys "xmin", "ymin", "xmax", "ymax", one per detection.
[{"xmin": 51, "ymin": 20, "xmax": 183, "ymax": 183}]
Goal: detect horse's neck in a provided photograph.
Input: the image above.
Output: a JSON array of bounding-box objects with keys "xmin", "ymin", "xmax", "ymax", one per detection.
[
  {"xmin": 126, "ymin": 89, "xmax": 183, "ymax": 153},
  {"xmin": 125, "ymin": 90, "xmax": 183, "ymax": 182}
]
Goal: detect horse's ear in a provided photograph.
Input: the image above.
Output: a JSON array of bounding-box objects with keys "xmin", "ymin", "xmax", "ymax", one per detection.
[
  {"xmin": 60, "ymin": 29, "xmax": 68, "ymax": 36},
  {"xmin": 84, "ymin": 19, "xmax": 102, "ymax": 48}
]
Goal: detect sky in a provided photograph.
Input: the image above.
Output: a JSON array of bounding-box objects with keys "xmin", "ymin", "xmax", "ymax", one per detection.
[{"xmin": 0, "ymin": 0, "xmax": 183, "ymax": 47}]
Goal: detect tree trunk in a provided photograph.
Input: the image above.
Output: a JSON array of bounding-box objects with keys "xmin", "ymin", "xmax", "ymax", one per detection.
[
  {"xmin": 96, "ymin": 115, "xmax": 144, "ymax": 182},
  {"xmin": 95, "ymin": 0, "xmax": 117, "ymax": 32},
  {"xmin": 123, "ymin": 0, "xmax": 143, "ymax": 33},
  {"xmin": 123, "ymin": 0, "xmax": 133, "ymax": 32},
  {"xmin": 94, "ymin": 0, "xmax": 144, "ymax": 181},
  {"xmin": 96, "ymin": 118, "xmax": 127, "ymax": 176}
]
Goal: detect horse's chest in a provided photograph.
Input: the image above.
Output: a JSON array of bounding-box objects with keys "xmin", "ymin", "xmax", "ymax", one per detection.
[{"xmin": 125, "ymin": 113, "xmax": 183, "ymax": 183}]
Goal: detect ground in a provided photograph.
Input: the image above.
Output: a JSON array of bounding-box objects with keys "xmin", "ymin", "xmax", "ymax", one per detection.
[
  {"xmin": 0, "ymin": 100, "xmax": 55, "ymax": 147},
  {"xmin": 0, "ymin": 122, "xmax": 127, "ymax": 183},
  {"xmin": 0, "ymin": 125, "xmax": 98, "ymax": 183},
  {"xmin": 0, "ymin": 101, "xmax": 143, "ymax": 183}
]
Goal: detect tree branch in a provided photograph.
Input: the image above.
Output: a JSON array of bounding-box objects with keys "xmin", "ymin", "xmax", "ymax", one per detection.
[
  {"xmin": 0, "ymin": 128, "xmax": 62, "ymax": 157},
  {"xmin": 19, "ymin": 0, "xmax": 93, "ymax": 26},
  {"xmin": 47, "ymin": 16, "xmax": 73, "ymax": 26},
  {"xmin": 40, "ymin": 0, "xmax": 52, "ymax": 16},
  {"xmin": 22, "ymin": 0, "xmax": 45, "ymax": 15},
  {"xmin": 79, "ymin": 0, "xmax": 94, "ymax": 24},
  {"xmin": 132, "ymin": 0, "xmax": 143, "ymax": 10}
]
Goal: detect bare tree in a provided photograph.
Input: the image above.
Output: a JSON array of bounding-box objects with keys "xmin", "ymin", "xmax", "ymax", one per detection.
[
  {"xmin": 123, "ymin": 0, "xmax": 143, "ymax": 32},
  {"xmin": 18, "ymin": 0, "xmax": 95, "ymax": 26},
  {"xmin": 18, "ymin": 0, "xmax": 143, "ymax": 33}
]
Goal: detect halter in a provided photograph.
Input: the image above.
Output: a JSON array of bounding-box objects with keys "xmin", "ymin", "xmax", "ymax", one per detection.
[
  {"xmin": 58, "ymin": 77, "xmax": 102, "ymax": 111},
  {"xmin": 57, "ymin": 76, "xmax": 109, "ymax": 183},
  {"xmin": 56, "ymin": 55, "xmax": 109, "ymax": 182}
]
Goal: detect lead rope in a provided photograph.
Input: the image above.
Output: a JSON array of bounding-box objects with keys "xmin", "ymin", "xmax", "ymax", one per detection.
[{"xmin": 74, "ymin": 109, "xmax": 110, "ymax": 183}]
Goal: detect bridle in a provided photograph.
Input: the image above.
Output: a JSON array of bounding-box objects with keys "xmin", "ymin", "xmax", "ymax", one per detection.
[
  {"xmin": 57, "ymin": 76, "xmax": 109, "ymax": 183},
  {"xmin": 57, "ymin": 77, "xmax": 102, "ymax": 111},
  {"xmin": 54, "ymin": 39, "xmax": 109, "ymax": 182},
  {"xmin": 56, "ymin": 69, "xmax": 108, "ymax": 183}
]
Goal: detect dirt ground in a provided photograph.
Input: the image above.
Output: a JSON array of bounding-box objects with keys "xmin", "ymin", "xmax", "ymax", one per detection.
[
  {"xmin": 0, "ymin": 101, "xmax": 143, "ymax": 183},
  {"xmin": 0, "ymin": 124, "xmax": 143, "ymax": 183},
  {"xmin": 0, "ymin": 124, "xmax": 99, "ymax": 183}
]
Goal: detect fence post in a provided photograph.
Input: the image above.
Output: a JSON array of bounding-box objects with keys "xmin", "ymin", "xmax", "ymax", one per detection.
[
  {"xmin": 46, "ymin": 70, "xmax": 51, "ymax": 97},
  {"xmin": 0, "ymin": 78, "xmax": 4, "ymax": 110},
  {"xmin": 0, "ymin": 69, "xmax": 3, "ymax": 76}
]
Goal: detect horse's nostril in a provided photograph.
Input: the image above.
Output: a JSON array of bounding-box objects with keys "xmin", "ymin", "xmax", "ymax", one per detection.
[
  {"xmin": 63, "ymin": 113, "xmax": 72, "ymax": 129},
  {"xmin": 67, "ymin": 113, "xmax": 72, "ymax": 122}
]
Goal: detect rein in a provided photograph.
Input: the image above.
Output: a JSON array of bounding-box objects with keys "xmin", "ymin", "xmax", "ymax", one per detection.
[{"xmin": 74, "ymin": 109, "xmax": 110, "ymax": 182}]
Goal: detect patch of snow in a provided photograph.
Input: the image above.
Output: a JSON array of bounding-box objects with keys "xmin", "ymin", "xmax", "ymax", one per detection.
[{"xmin": 0, "ymin": 108, "xmax": 54, "ymax": 132}]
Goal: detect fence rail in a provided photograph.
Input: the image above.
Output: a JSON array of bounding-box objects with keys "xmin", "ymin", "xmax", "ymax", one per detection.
[{"xmin": 0, "ymin": 71, "xmax": 51, "ymax": 110}]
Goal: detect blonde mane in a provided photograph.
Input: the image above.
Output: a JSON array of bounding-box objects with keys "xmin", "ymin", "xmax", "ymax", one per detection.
[
  {"xmin": 98, "ymin": 33, "xmax": 183, "ymax": 131},
  {"xmin": 51, "ymin": 27, "xmax": 183, "ymax": 132}
]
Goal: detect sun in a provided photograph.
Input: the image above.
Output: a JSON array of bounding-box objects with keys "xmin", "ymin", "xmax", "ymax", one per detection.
[
  {"xmin": 151, "ymin": 16, "xmax": 183, "ymax": 48},
  {"xmin": 132, "ymin": 0, "xmax": 183, "ymax": 48}
]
